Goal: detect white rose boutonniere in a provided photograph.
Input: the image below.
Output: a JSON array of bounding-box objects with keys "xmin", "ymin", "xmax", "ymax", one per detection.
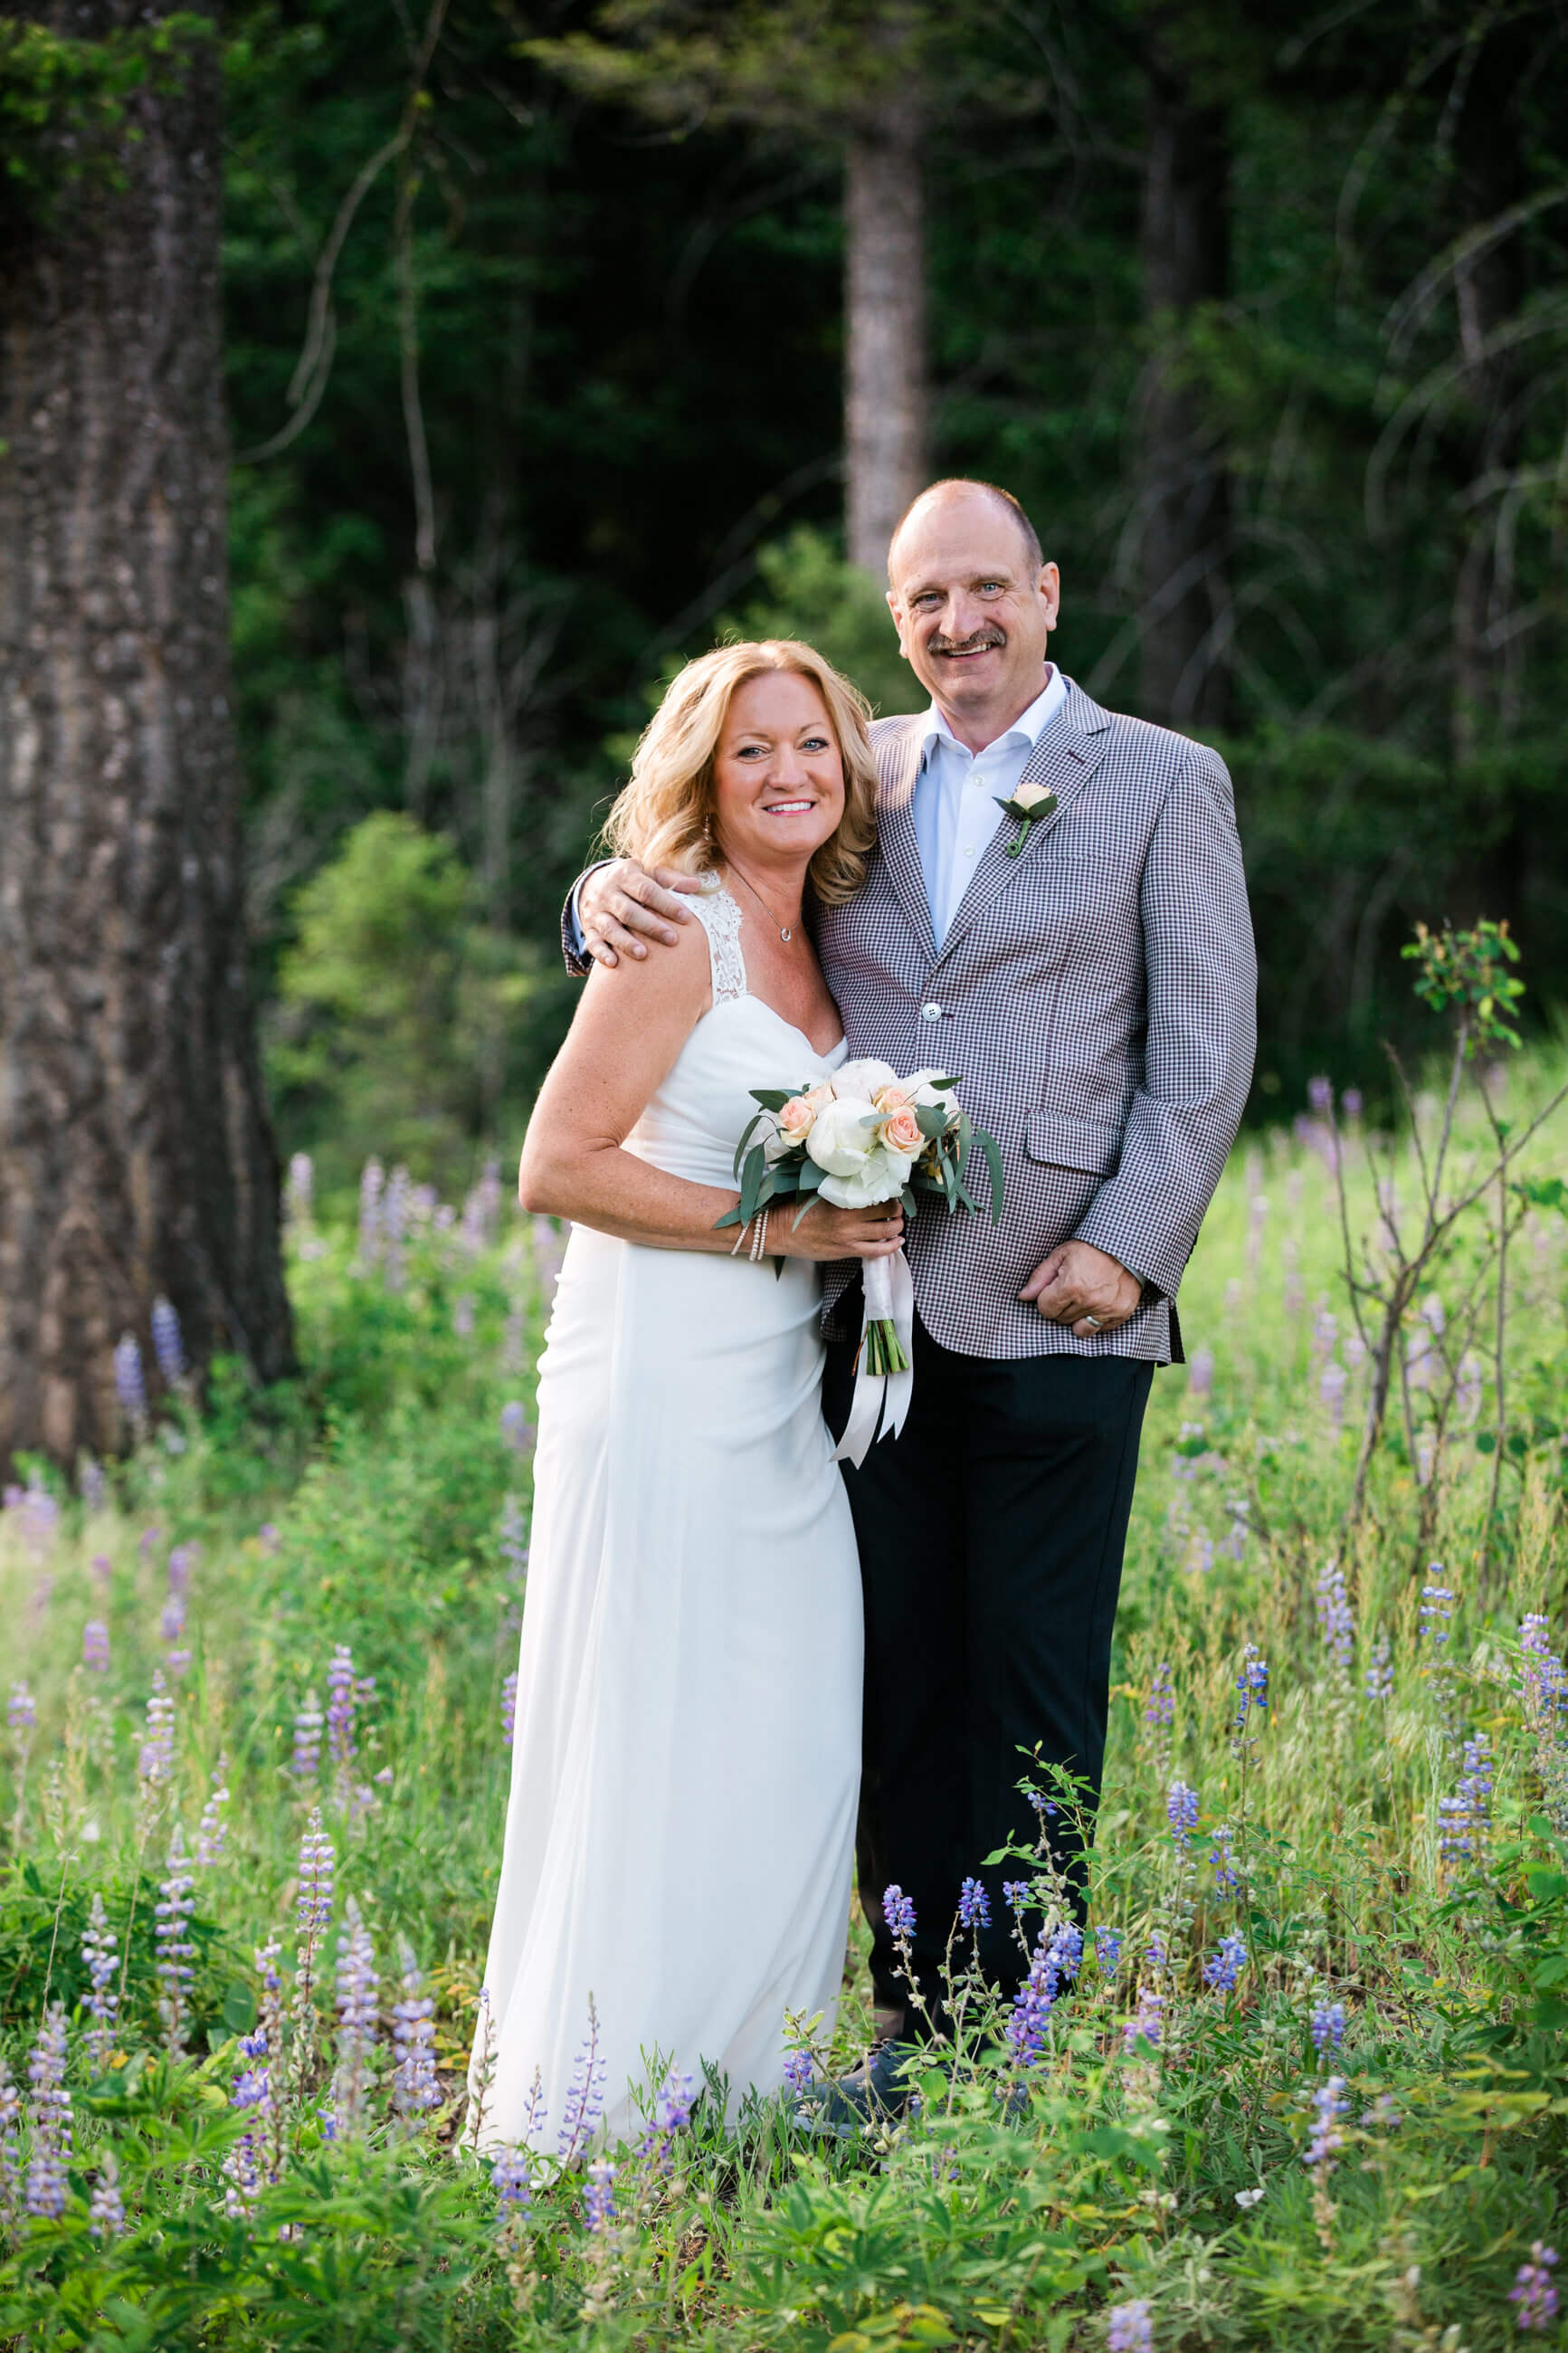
[{"xmin": 993, "ymin": 776, "xmax": 1059, "ymax": 858}]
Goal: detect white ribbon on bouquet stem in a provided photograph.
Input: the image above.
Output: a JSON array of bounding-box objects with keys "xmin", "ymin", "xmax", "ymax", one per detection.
[{"xmin": 832, "ymin": 1245, "xmax": 916, "ymax": 1469}]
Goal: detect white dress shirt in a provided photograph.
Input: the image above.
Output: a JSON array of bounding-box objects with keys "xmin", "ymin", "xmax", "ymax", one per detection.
[{"xmin": 908, "ymin": 664, "xmax": 1068, "ymax": 950}]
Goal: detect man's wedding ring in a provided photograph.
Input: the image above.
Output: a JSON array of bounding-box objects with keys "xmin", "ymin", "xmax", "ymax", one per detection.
[{"xmin": 1083, "ymin": 1313, "xmax": 1104, "ymax": 1330}]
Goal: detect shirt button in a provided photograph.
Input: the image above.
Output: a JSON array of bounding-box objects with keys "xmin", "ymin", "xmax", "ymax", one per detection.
[{"xmin": 920, "ymin": 1002, "xmax": 942, "ymax": 1022}]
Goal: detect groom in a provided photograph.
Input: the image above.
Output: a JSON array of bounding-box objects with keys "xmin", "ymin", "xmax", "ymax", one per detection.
[{"xmin": 567, "ymin": 478, "xmax": 1255, "ymax": 2053}]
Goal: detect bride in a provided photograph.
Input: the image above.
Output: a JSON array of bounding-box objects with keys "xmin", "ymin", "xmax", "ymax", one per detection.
[{"xmin": 470, "ymin": 639, "xmax": 902, "ymax": 2150}]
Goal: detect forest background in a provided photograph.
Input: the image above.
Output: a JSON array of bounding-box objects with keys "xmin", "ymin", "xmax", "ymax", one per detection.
[{"xmin": 216, "ymin": 0, "xmax": 1568, "ymax": 1190}]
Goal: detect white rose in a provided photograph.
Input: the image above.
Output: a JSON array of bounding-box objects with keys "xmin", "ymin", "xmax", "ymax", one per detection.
[
  {"xmin": 902, "ymin": 1067, "xmax": 963, "ymax": 1128},
  {"xmin": 1012, "ymin": 779, "xmax": 1054, "ymax": 814},
  {"xmin": 819, "ymin": 1143, "xmax": 916, "ymax": 1209},
  {"xmin": 805, "ymin": 1095, "xmax": 879, "ymax": 1178},
  {"xmin": 831, "ymin": 1058, "xmax": 899, "ymax": 1101}
]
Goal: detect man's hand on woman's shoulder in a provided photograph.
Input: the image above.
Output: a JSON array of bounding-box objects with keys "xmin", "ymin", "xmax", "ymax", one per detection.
[{"xmin": 579, "ymin": 859, "xmax": 704, "ymax": 968}]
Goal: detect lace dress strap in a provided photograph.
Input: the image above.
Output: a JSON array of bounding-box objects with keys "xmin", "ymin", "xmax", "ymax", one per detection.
[{"xmin": 688, "ymin": 881, "xmax": 747, "ymax": 1005}]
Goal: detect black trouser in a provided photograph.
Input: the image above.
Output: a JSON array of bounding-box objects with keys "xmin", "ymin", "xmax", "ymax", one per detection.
[{"xmin": 824, "ymin": 1316, "xmax": 1153, "ymax": 2028}]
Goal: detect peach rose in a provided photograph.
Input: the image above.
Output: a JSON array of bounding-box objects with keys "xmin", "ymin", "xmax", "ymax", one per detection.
[
  {"xmin": 879, "ymin": 1103, "xmax": 924, "ymax": 1157},
  {"xmin": 777, "ymin": 1093, "xmax": 819, "ymax": 1139}
]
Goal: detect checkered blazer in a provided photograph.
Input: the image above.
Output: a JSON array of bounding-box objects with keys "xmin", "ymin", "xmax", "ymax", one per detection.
[
  {"xmin": 564, "ymin": 673, "xmax": 1255, "ymax": 1363},
  {"xmin": 813, "ymin": 676, "xmax": 1255, "ymax": 1362}
]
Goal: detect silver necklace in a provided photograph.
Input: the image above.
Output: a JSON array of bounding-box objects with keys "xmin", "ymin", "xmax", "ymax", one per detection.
[{"xmin": 726, "ymin": 858, "xmax": 799, "ymax": 944}]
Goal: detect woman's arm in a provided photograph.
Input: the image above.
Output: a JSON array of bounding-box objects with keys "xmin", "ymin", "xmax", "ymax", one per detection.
[{"xmin": 519, "ymin": 923, "xmax": 901, "ymax": 1263}]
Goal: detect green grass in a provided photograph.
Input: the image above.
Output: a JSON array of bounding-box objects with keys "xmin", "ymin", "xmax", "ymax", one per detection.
[{"xmin": 2, "ymin": 1054, "xmax": 1567, "ymax": 2350}]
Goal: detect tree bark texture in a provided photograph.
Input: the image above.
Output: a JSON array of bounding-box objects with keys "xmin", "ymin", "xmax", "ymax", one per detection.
[
  {"xmin": 844, "ymin": 95, "xmax": 929, "ymax": 576},
  {"xmin": 0, "ymin": 1, "xmax": 294, "ymax": 1472},
  {"xmin": 1136, "ymin": 34, "xmax": 1231, "ymax": 729}
]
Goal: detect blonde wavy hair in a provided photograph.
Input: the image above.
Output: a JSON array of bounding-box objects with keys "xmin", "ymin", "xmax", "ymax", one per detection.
[{"xmin": 603, "ymin": 640, "xmax": 879, "ymax": 908}]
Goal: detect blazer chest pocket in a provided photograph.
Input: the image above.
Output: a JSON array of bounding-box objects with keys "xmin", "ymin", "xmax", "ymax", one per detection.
[{"xmin": 1024, "ymin": 1110, "xmax": 1124, "ymax": 1176}]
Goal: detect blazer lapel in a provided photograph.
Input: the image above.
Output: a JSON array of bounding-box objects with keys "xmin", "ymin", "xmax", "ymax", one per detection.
[
  {"xmin": 934, "ymin": 679, "xmax": 1114, "ymax": 967},
  {"xmin": 871, "ymin": 717, "xmax": 936, "ymax": 962}
]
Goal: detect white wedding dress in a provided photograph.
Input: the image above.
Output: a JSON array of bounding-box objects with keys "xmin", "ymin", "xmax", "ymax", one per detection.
[{"xmin": 471, "ymin": 883, "xmax": 862, "ymax": 2151}]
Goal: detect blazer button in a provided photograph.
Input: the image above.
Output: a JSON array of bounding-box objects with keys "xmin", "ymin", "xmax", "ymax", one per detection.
[{"xmin": 920, "ymin": 1001, "xmax": 942, "ymax": 1022}]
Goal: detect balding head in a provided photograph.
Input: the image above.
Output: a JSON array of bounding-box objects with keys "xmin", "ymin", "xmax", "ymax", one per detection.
[
  {"xmin": 888, "ymin": 479, "xmax": 1043, "ymax": 586},
  {"xmin": 884, "ymin": 479, "xmax": 1060, "ymax": 753}
]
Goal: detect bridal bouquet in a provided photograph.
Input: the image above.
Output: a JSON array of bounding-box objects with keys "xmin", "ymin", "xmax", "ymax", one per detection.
[{"xmin": 716, "ymin": 1059, "xmax": 1003, "ymax": 1462}]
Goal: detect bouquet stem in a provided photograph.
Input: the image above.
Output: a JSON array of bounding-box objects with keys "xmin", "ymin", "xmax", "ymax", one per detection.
[{"xmin": 863, "ymin": 1318, "xmax": 910, "ymax": 1377}]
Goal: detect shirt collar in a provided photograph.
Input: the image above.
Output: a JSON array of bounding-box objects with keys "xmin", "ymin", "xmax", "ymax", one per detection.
[{"xmin": 917, "ymin": 664, "xmax": 1065, "ymax": 760}]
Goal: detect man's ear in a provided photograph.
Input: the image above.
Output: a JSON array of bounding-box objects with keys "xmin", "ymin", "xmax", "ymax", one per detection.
[{"xmin": 885, "ymin": 588, "xmax": 910, "ymax": 661}]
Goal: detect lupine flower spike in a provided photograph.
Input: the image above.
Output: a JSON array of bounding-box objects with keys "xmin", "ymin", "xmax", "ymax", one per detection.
[
  {"xmin": 1107, "ymin": 2299, "xmax": 1154, "ymax": 2352},
  {"xmin": 1510, "ymin": 2243, "xmax": 1560, "ymax": 2332},
  {"xmin": 25, "ymin": 2005, "xmax": 72, "ymax": 2219},
  {"xmin": 333, "ymin": 1897, "xmax": 379, "ymax": 2136},
  {"xmin": 154, "ymin": 1827, "xmax": 197, "ymax": 2054},
  {"xmin": 392, "ymin": 1939, "xmax": 440, "ymax": 2122}
]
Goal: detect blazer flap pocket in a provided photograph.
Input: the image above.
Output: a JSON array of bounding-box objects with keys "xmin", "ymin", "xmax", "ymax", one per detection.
[{"xmin": 1024, "ymin": 1110, "xmax": 1124, "ymax": 1176}]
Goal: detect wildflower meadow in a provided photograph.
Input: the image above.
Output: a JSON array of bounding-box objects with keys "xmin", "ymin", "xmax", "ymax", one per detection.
[{"xmin": 3, "ymin": 1001, "xmax": 1568, "ymax": 2348}]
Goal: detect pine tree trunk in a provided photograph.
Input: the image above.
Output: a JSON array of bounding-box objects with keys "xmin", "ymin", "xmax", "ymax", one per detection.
[
  {"xmin": 1136, "ymin": 32, "xmax": 1231, "ymax": 728},
  {"xmin": 0, "ymin": 2, "xmax": 294, "ymax": 1472},
  {"xmin": 844, "ymin": 94, "xmax": 928, "ymax": 576}
]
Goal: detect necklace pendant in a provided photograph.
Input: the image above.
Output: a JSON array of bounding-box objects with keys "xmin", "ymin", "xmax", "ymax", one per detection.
[{"xmin": 780, "ymin": 925, "xmax": 793, "ymax": 943}]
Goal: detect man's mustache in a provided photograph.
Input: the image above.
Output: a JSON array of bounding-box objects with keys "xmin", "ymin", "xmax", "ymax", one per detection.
[{"xmin": 928, "ymin": 629, "xmax": 1005, "ymax": 656}]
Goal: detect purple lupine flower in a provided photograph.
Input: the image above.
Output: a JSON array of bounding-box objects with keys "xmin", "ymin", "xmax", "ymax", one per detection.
[
  {"xmin": 1210, "ymin": 1820, "xmax": 1239, "ymax": 1894},
  {"xmin": 159, "ymin": 1596, "xmax": 185, "ymax": 1643},
  {"xmin": 491, "ymin": 2144, "xmax": 532, "ymax": 2211},
  {"xmin": 90, "ymin": 1551, "xmax": 112, "ymax": 1589},
  {"xmin": 1145, "ymin": 1931, "xmax": 1169, "ymax": 1976},
  {"xmin": 165, "ymin": 1647, "xmax": 192, "ymax": 1679},
  {"xmin": 392, "ymin": 1939, "xmax": 440, "ymax": 2121},
  {"xmin": 1521, "ymin": 1615, "xmax": 1556, "ymax": 1718},
  {"xmin": 1360, "ymin": 2091, "xmax": 1400, "ymax": 2130},
  {"xmin": 1311, "ymin": 1998, "xmax": 1346, "ymax": 2053},
  {"xmin": 81, "ymin": 1891, "xmax": 119, "ymax": 2073},
  {"xmin": 1166, "ymin": 1777, "xmax": 1200, "ymax": 1848},
  {"xmin": 81, "ymin": 1458, "xmax": 107, "ymax": 1511},
  {"xmin": 285, "ymin": 1150, "xmax": 315, "ymax": 1227},
  {"xmin": 558, "ymin": 1998, "xmax": 606, "ymax": 2167},
  {"xmin": 784, "ymin": 2048, "xmax": 813, "ymax": 2093},
  {"xmin": 1107, "ymin": 2301, "xmax": 1154, "ymax": 2353},
  {"xmin": 291, "ymin": 1693, "xmax": 323, "ymax": 1779},
  {"xmin": 1440, "ymin": 1732, "xmax": 1495, "ymax": 1867},
  {"xmin": 195, "ymin": 1758, "xmax": 230, "ymax": 1866},
  {"xmin": 1307, "ymin": 1074, "xmax": 1333, "ymax": 1115},
  {"xmin": 327, "ymin": 1645, "xmax": 357, "ymax": 1778},
  {"xmin": 1316, "ymin": 1561, "xmax": 1355, "ymax": 1676},
  {"xmin": 88, "ymin": 2150, "xmax": 125, "ymax": 2241},
  {"xmin": 1007, "ymin": 1923, "xmax": 1075, "ymax": 2066},
  {"xmin": 883, "ymin": 1884, "xmax": 917, "ymax": 1942},
  {"xmin": 82, "ymin": 1618, "xmax": 110, "ymax": 1672},
  {"xmin": 150, "ymin": 1296, "xmax": 185, "ymax": 1385},
  {"xmin": 638, "ymin": 2061, "xmax": 695, "ymax": 2173},
  {"xmin": 293, "ymin": 1809, "xmax": 336, "ymax": 2035},
  {"xmin": 499, "ymin": 1493, "xmax": 529, "ymax": 1585},
  {"xmin": 501, "ymin": 1672, "xmax": 518, "ymax": 1748},
  {"xmin": 11, "ymin": 1479, "xmax": 60, "ymax": 1563},
  {"xmin": 1203, "ymin": 1933, "xmax": 1248, "ymax": 1992},
  {"xmin": 1232, "ymin": 1646, "xmax": 1269, "ymax": 1745},
  {"xmin": 333, "ymin": 1897, "xmax": 379, "ymax": 2136},
  {"xmin": 25, "ymin": 2005, "xmax": 72, "ymax": 2218},
  {"xmin": 7, "ymin": 1682, "xmax": 34, "ymax": 1740},
  {"xmin": 1510, "ymin": 2243, "xmax": 1560, "ymax": 2331},
  {"xmin": 155, "ymin": 1826, "xmax": 197, "ymax": 2054},
  {"xmin": 114, "ymin": 1333, "xmax": 147, "ymax": 1425},
  {"xmin": 1342, "ymin": 1087, "xmax": 1363, "ymax": 1119},
  {"xmin": 1364, "ymin": 1634, "xmax": 1393, "ymax": 1704},
  {"xmin": 1187, "ymin": 1345, "xmax": 1214, "ymax": 1398},
  {"xmin": 1003, "ymin": 1881, "xmax": 1030, "ymax": 1920},
  {"xmin": 1123, "ymin": 1985, "xmax": 1164, "ymax": 2056},
  {"xmin": 958, "ymin": 1877, "xmax": 992, "ymax": 1931},
  {"xmin": 1320, "ymin": 1360, "xmax": 1347, "ymax": 1426},
  {"xmin": 1305, "ymin": 2075, "xmax": 1349, "ymax": 2171},
  {"xmin": 1093, "ymin": 1927, "xmax": 1124, "ymax": 1978},
  {"xmin": 138, "ymin": 1523, "xmax": 163, "ymax": 1562},
  {"xmin": 357, "ymin": 1158, "xmax": 385, "ymax": 1265},
  {"xmin": 1418, "ymin": 1579, "xmax": 1455, "ymax": 1650},
  {"xmin": 166, "ymin": 1543, "xmax": 197, "ymax": 1596},
  {"xmin": 223, "ymin": 2135, "xmax": 261, "ymax": 2219},
  {"xmin": 499, "ymin": 1400, "xmax": 535, "ymax": 1458},
  {"xmin": 1145, "ymin": 1661, "xmax": 1174, "ymax": 1732},
  {"xmin": 138, "ymin": 1669, "xmax": 176, "ymax": 1788},
  {"xmin": 584, "ymin": 2156, "xmax": 617, "ymax": 2234},
  {"xmin": 0, "ymin": 2054, "xmax": 20, "ymax": 2224}
]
